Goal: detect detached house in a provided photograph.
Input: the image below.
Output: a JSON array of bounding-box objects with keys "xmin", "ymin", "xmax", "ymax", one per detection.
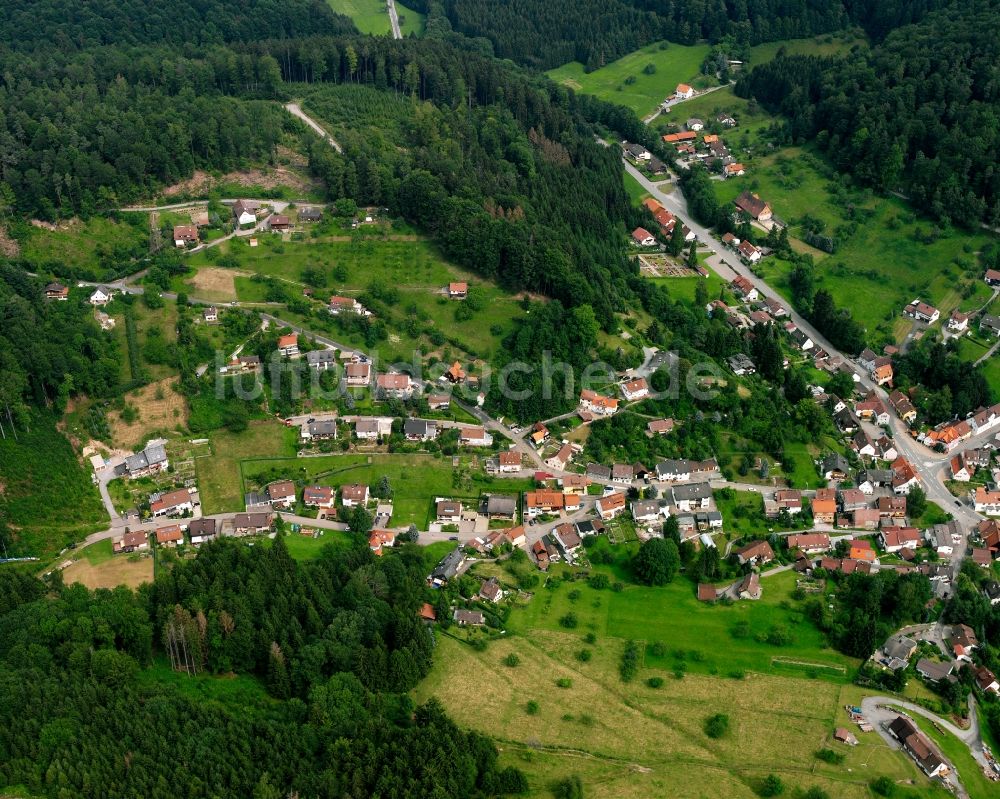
[
  {"xmin": 114, "ymin": 530, "xmax": 149, "ymax": 554},
  {"xmin": 620, "ymin": 377, "xmax": 650, "ymax": 401},
  {"xmin": 150, "ymin": 488, "xmax": 197, "ymax": 518},
  {"xmin": 597, "ymin": 492, "xmax": 627, "ymax": 520},
  {"xmin": 45, "ymin": 282, "xmax": 69, "ymax": 300},
  {"xmin": 736, "ymin": 540, "xmax": 774, "ymax": 566},
  {"xmin": 89, "ymin": 286, "xmax": 113, "ymax": 306},
  {"xmin": 731, "ymin": 275, "xmax": 758, "ymax": 301},
  {"xmin": 975, "ymin": 485, "xmax": 1000, "ymax": 514},
  {"xmin": 345, "ymin": 361, "xmax": 372, "ymax": 386},
  {"xmin": 631, "ymin": 227, "xmax": 657, "ymax": 247},
  {"xmin": 733, "ymin": 191, "xmax": 772, "ymax": 222},
  {"xmin": 173, "ymin": 224, "xmax": 199, "ymax": 247},
  {"xmin": 948, "ymin": 310, "xmax": 970, "ymax": 334},
  {"xmin": 303, "ymin": 485, "xmax": 335, "ymax": 509},
  {"xmin": 305, "ymin": 350, "xmax": 336, "ymax": 371},
  {"xmin": 448, "ymin": 282, "xmax": 468, "ymax": 299},
  {"xmin": 376, "ymin": 373, "xmax": 414, "ymax": 398},
  {"xmin": 674, "ymin": 83, "xmax": 694, "ymax": 99},
  {"xmin": 903, "ymin": 300, "xmax": 940, "ymax": 324},
  {"xmin": 737, "ymin": 240, "xmax": 761, "ymax": 264},
  {"xmin": 579, "ymin": 390, "xmax": 618, "ymax": 416},
  {"xmin": 459, "ymin": 426, "xmax": 492, "ymax": 447},
  {"xmin": 329, "ymin": 295, "xmax": 366, "ymax": 315},
  {"xmin": 277, "ymin": 334, "xmax": 299, "ymax": 358},
  {"xmin": 341, "ymin": 484, "xmax": 369, "ymax": 507},
  {"xmin": 232, "ymin": 200, "xmax": 258, "ymax": 227}
]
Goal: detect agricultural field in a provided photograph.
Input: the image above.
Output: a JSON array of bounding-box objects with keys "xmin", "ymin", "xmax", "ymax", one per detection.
[
  {"xmin": 16, "ymin": 213, "xmax": 148, "ymax": 281},
  {"xmin": 0, "ymin": 414, "xmax": 108, "ymax": 558},
  {"xmin": 181, "ymin": 228, "xmax": 529, "ymax": 360},
  {"xmin": 713, "ymin": 147, "xmax": 996, "ymax": 340},
  {"xmin": 61, "ymin": 539, "xmax": 153, "ymax": 590},
  {"xmin": 327, "ymin": 0, "xmax": 425, "ymax": 36},
  {"xmin": 414, "ymin": 542, "xmax": 949, "ymax": 799},
  {"xmin": 109, "ymin": 377, "xmax": 190, "ymax": 449}
]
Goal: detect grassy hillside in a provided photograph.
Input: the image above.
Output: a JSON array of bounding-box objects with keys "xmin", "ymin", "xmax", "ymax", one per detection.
[
  {"xmin": 414, "ymin": 538, "xmax": 951, "ymax": 799},
  {"xmin": 0, "ymin": 414, "xmax": 107, "ymax": 556},
  {"xmin": 326, "ymin": 0, "xmax": 425, "ymax": 35}
]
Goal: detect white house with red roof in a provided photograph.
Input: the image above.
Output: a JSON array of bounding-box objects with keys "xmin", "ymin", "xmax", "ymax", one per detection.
[
  {"xmin": 620, "ymin": 377, "xmax": 650, "ymax": 401},
  {"xmin": 737, "ymin": 240, "xmax": 761, "ymax": 264},
  {"xmin": 631, "ymin": 227, "xmax": 656, "ymax": 246}
]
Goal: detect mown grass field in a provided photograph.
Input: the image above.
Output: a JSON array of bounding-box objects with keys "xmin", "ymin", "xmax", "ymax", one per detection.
[
  {"xmin": 714, "ymin": 147, "xmax": 995, "ymax": 339},
  {"xmin": 327, "ymin": 0, "xmax": 425, "ymax": 36},
  {"xmin": 183, "ymin": 231, "xmax": 527, "ymax": 359},
  {"xmin": 414, "ymin": 544, "xmax": 946, "ymax": 799}
]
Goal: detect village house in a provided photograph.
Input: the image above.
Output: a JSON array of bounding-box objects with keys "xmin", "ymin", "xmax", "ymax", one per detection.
[
  {"xmin": 117, "ymin": 441, "xmax": 170, "ymax": 479},
  {"xmin": 479, "ymin": 577, "xmax": 504, "ymax": 604},
  {"xmin": 597, "ymin": 492, "xmax": 627, "ymax": 520},
  {"xmin": 731, "ymin": 275, "xmax": 758, "ymax": 301},
  {"xmin": 982, "ymin": 314, "xmax": 1000, "ymax": 337},
  {"xmin": 888, "ymin": 390, "xmax": 918, "ymax": 424},
  {"xmin": 277, "ymin": 334, "xmax": 299, "ymax": 358},
  {"xmin": 525, "ymin": 490, "xmax": 565, "ymax": 518},
  {"xmin": 341, "ymin": 484, "xmax": 369, "ymax": 507},
  {"xmin": 341, "ymin": 360, "xmax": 370, "ymax": 387},
  {"xmin": 453, "ymin": 609, "xmax": 485, "ymax": 627},
  {"xmin": 839, "ymin": 488, "xmax": 868, "ymax": 513},
  {"xmin": 647, "ymin": 418, "xmax": 675, "ymax": 436},
  {"xmin": 880, "ymin": 526, "xmax": 921, "ymax": 553},
  {"xmin": 671, "ymin": 482, "xmax": 712, "ymax": 512},
  {"xmin": 736, "ymin": 540, "xmax": 774, "ymax": 567},
  {"xmin": 448, "ymin": 281, "xmax": 468, "ymax": 299},
  {"xmin": 427, "ymin": 393, "xmax": 451, "ymax": 411},
  {"xmin": 113, "ymin": 530, "xmax": 149, "ymax": 554},
  {"xmin": 723, "ymin": 162, "xmax": 746, "ymax": 178},
  {"xmin": 188, "ymin": 518, "xmax": 218, "ymax": 545},
  {"xmin": 774, "ymin": 489, "xmax": 803, "ymax": 515},
  {"xmin": 232, "ymin": 512, "xmax": 273, "ymax": 536},
  {"xmin": 871, "ymin": 362, "xmax": 893, "ymax": 386},
  {"xmin": 459, "ymin": 426, "xmax": 492, "ymax": 447},
  {"xmin": 45, "ymin": 281, "xmax": 69, "ymax": 300},
  {"xmin": 305, "ymin": 349, "xmax": 337, "ymax": 371},
  {"xmin": 329, "ymin": 295, "xmax": 367, "ymax": 315},
  {"xmin": 631, "ymin": 227, "xmax": 657, "ymax": 247},
  {"xmin": 733, "ymin": 190, "xmax": 773, "ymax": 222},
  {"xmin": 975, "ymin": 485, "xmax": 1000, "ymax": 514},
  {"xmin": 155, "ymin": 525, "xmax": 184, "ymax": 548},
  {"xmin": 849, "ymin": 539, "xmax": 878, "ymax": 562},
  {"xmin": 656, "ymin": 459, "xmax": 692, "ymax": 482},
  {"xmin": 545, "ymin": 443, "xmax": 575, "ymax": 471},
  {"xmin": 674, "ymin": 83, "xmax": 694, "ymax": 99},
  {"xmin": 268, "ymin": 214, "xmax": 290, "ymax": 231},
  {"xmin": 812, "ymin": 489, "xmax": 837, "ymax": 524},
  {"xmin": 429, "ymin": 548, "xmax": 466, "ymax": 586},
  {"xmin": 579, "ymin": 389, "xmax": 619, "ymax": 416},
  {"xmin": 623, "ymin": 141, "xmax": 651, "ymax": 161},
  {"xmin": 444, "ymin": 361, "xmax": 466, "ymax": 384},
  {"xmin": 376, "ymin": 372, "xmax": 414, "ymax": 398},
  {"xmin": 855, "ymin": 392, "xmax": 890, "ymax": 425},
  {"xmin": 887, "ymin": 716, "xmax": 947, "ymax": 777},
  {"xmin": 403, "ymin": 418, "xmax": 438, "ymax": 442},
  {"xmin": 264, "ymin": 480, "xmax": 296, "ymax": 510},
  {"xmin": 924, "ymin": 419, "xmax": 972, "ymax": 452},
  {"xmin": 786, "ymin": 533, "xmax": 831, "ymax": 554},
  {"xmin": 875, "ymin": 634, "xmax": 917, "ymax": 671},
  {"xmin": 173, "ymin": 224, "xmax": 199, "ymax": 248},
  {"xmin": 611, "ymin": 463, "xmax": 634, "ymax": 485},
  {"xmin": 737, "ymin": 240, "xmax": 761, "ymax": 264},
  {"xmin": 903, "ymin": 300, "xmax": 940, "ymax": 324},
  {"xmin": 303, "ymin": 485, "xmax": 336, "ymax": 509},
  {"xmin": 620, "ymin": 377, "xmax": 650, "ymax": 401},
  {"xmin": 631, "ymin": 499, "xmax": 666, "ymax": 524},
  {"xmin": 587, "ymin": 463, "xmax": 613, "ymax": 481},
  {"xmin": 877, "ymin": 495, "xmax": 907, "ymax": 518},
  {"xmin": 560, "ymin": 474, "xmax": 590, "ymax": 495},
  {"xmin": 232, "ymin": 199, "xmax": 258, "ymax": 227},
  {"xmin": 948, "ymin": 310, "xmax": 970, "ymax": 334},
  {"xmin": 496, "ymin": 450, "xmax": 522, "ymax": 473},
  {"xmin": 852, "ymin": 508, "xmax": 881, "ymax": 529},
  {"xmin": 738, "ymin": 571, "xmax": 762, "ymax": 600},
  {"xmin": 553, "ymin": 524, "xmax": 583, "ymax": 558},
  {"xmin": 354, "ymin": 416, "xmax": 391, "ymax": 440},
  {"xmin": 663, "ymin": 130, "xmax": 697, "ymax": 144},
  {"xmin": 435, "ymin": 499, "xmax": 463, "ymax": 524},
  {"xmin": 150, "ymin": 487, "xmax": 197, "ymax": 518},
  {"xmin": 298, "ymin": 207, "xmax": 323, "ymax": 223},
  {"xmin": 891, "ymin": 458, "xmax": 920, "ymax": 494},
  {"xmin": 822, "ymin": 454, "xmax": 851, "ymax": 480},
  {"xmin": 368, "ymin": 529, "xmax": 396, "ymax": 556},
  {"xmin": 89, "ymin": 286, "xmax": 113, "ymax": 306},
  {"xmin": 202, "ymin": 306, "xmax": 218, "ymax": 324}
]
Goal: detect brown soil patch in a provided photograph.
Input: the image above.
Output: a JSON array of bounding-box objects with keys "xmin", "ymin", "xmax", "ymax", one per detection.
[
  {"xmin": 162, "ymin": 164, "xmax": 316, "ymax": 198},
  {"xmin": 0, "ymin": 225, "xmax": 19, "ymax": 258},
  {"xmin": 63, "ymin": 556, "xmax": 153, "ymax": 590},
  {"xmin": 189, "ymin": 267, "xmax": 239, "ymax": 301},
  {"xmin": 110, "ymin": 377, "xmax": 189, "ymax": 449},
  {"xmin": 30, "ymin": 218, "xmax": 81, "ymax": 232}
]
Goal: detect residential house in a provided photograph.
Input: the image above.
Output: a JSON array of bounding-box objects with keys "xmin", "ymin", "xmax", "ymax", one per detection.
[
  {"xmin": 155, "ymin": 525, "xmax": 184, "ymax": 548},
  {"xmin": 925, "ymin": 419, "xmax": 972, "ymax": 452},
  {"xmin": 546, "ymin": 443, "xmax": 575, "ymax": 471},
  {"xmin": 875, "ymin": 436, "xmax": 898, "ymax": 461},
  {"xmin": 44, "ymin": 282, "xmax": 69, "ymax": 300},
  {"xmin": 686, "ymin": 118, "xmax": 704, "ymax": 131},
  {"xmin": 835, "ymin": 407, "xmax": 860, "ymax": 434},
  {"xmin": 774, "ymin": 489, "xmax": 803, "ymax": 515},
  {"xmin": 655, "ymin": 459, "xmax": 692, "ymax": 482},
  {"xmin": 479, "ymin": 577, "xmax": 504, "ymax": 604},
  {"xmin": 376, "ymin": 372, "xmax": 414, "ymax": 398},
  {"xmin": 303, "ymin": 485, "xmax": 335, "ymax": 509},
  {"xmin": 871, "ymin": 362, "xmax": 893, "ymax": 386},
  {"xmin": 89, "ymin": 286, "xmax": 113, "ymax": 306},
  {"xmin": 579, "ymin": 389, "xmax": 619, "ymax": 416},
  {"xmin": 150, "ymin": 488, "xmax": 196, "ymax": 518},
  {"xmin": 717, "ymin": 112, "xmax": 737, "ymax": 127},
  {"xmin": 849, "ymin": 538, "xmax": 877, "ymax": 562},
  {"xmin": 736, "ymin": 540, "xmax": 775, "ymax": 566},
  {"xmin": 903, "ymin": 300, "xmax": 940, "ymax": 324},
  {"xmin": 553, "ymin": 524, "xmax": 583, "ymax": 557},
  {"xmin": 887, "ymin": 716, "xmax": 947, "ymax": 777},
  {"xmin": 368, "ymin": 529, "xmax": 396, "ymax": 556},
  {"xmin": 427, "ymin": 393, "xmax": 451, "ymax": 410},
  {"xmin": 354, "ymin": 417, "xmax": 389, "ymax": 440},
  {"xmin": 188, "ymin": 518, "xmax": 218, "ymax": 545},
  {"xmin": 986, "ymin": 268, "xmax": 1000, "ymax": 286},
  {"xmin": 839, "ymin": 488, "xmax": 868, "ymax": 512},
  {"xmin": 623, "ymin": 141, "xmax": 651, "ymax": 161},
  {"xmin": 973, "ymin": 665, "xmax": 1000, "ymax": 695},
  {"xmin": 429, "ymin": 548, "xmax": 467, "ymax": 586},
  {"xmin": 790, "ymin": 328, "xmax": 814, "ymax": 351},
  {"xmin": 341, "ymin": 484, "xmax": 369, "ymax": 507},
  {"xmin": 723, "ymin": 162, "xmax": 746, "ymax": 178},
  {"xmin": 587, "ymin": 462, "xmax": 613, "ymax": 481},
  {"xmin": 930, "ymin": 520, "xmax": 960, "ymax": 557},
  {"xmin": 404, "ymin": 419, "xmax": 438, "ymax": 442},
  {"xmin": 697, "ymin": 584, "xmax": 718, "ymax": 602},
  {"xmin": 173, "ymin": 224, "xmax": 199, "ymax": 247},
  {"xmin": 851, "ymin": 508, "xmax": 881, "ymax": 529},
  {"xmin": 877, "ymin": 496, "xmax": 907, "ymax": 518},
  {"xmin": 345, "ymin": 361, "xmax": 372, "ymax": 387},
  {"xmin": 972, "ymin": 548, "xmax": 992, "ymax": 568},
  {"xmin": 671, "ymin": 482, "xmax": 712, "ymax": 512},
  {"xmin": 263, "ymin": 480, "xmax": 295, "ymax": 510},
  {"xmin": 232, "ymin": 512, "xmax": 273, "ymax": 536},
  {"xmin": 733, "ymin": 191, "xmax": 773, "ymax": 222},
  {"xmin": 445, "ymin": 361, "xmax": 467, "ymax": 384},
  {"xmin": 436, "ymin": 500, "xmax": 463, "ymax": 524},
  {"xmin": 597, "ymin": 492, "xmax": 627, "ymax": 520},
  {"xmin": 560, "ymin": 474, "xmax": 590, "ymax": 495},
  {"xmin": 674, "ymin": 83, "xmax": 694, "ymax": 99},
  {"xmin": 202, "ymin": 306, "xmax": 218, "ymax": 324},
  {"xmin": 631, "ymin": 227, "xmax": 657, "ymax": 246},
  {"xmin": 305, "ymin": 349, "xmax": 337, "ymax": 371},
  {"xmin": 277, "ymin": 334, "xmax": 299, "ymax": 358},
  {"xmin": 459, "ymin": 426, "xmax": 492, "ymax": 447},
  {"xmin": 786, "ymin": 533, "xmax": 831, "ymax": 554},
  {"xmin": 525, "ymin": 490, "xmax": 565, "ymax": 518},
  {"xmin": 948, "ymin": 310, "xmax": 970, "ymax": 334},
  {"xmin": 648, "ymin": 418, "xmax": 675, "ymax": 436},
  {"xmin": 298, "ymin": 207, "xmax": 323, "ymax": 222},
  {"xmin": 738, "ymin": 240, "xmax": 761, "ymax": 264},
  {"xmin": 880, "ymin": 526, "xmax": 920, "ymax": 553},
  {"xmin": 981, "ymin": 314, "xmax": 1000, "ymax": 337},
  {"xmin": 888, "ymin": 390, "xmax": 918, "ymax": 424},
  {"xmin": 822, "ymin": 454, "xmax": 851, "ymax": 480},
  {"xmin": 232, "ymin": 199, "xmax": 259, "ymax": 227},
  {"xmin": 737, "ymin": 571, "xmax": 762, "ymax": 600},
  {"xmin": 113, "ymin": 530, "xmax": 149, "ymax": 554},
  {"xmin": 731, "ymin": 275, "xmax": 759, "ymax": 301},
  {"xmin": 620, "ymin": 377, "xmax": 650, "ymax": 401},
  {"xmin": 329, "ymin": 295, "xmax": 366, "ymax": 315},
  {"xmin": 448, "ymin": 282, "xmax": 468, "ymax": 299},
  {"xmin": 611, "ymin": 463, "xmax": 634, "ymax": 485},
  {"xmin": 852, "ymin": 429, "xmax": 876, "ymax": 459},
  {"xmin": 486, "ymin": 494, "xmax": 517, "ymax": 520},
  {"xmin": 453, "ymin": 609, "xmax": 485, "ymax": 626},
  {"xmin": 495, "ymin": 450, "xmax": 522, "ymax": 473},
  {"xmin": 812, "ymin": 489, "xmax": 837, "ymax": 523},
  {"xmin": 118, "ymin": 441, "xmax": 170, "ymax": 479},
  {"xmin": 983, "ymin": 581, "xmax": 1000, "ymax": 605},
  {"xmin": 975, "ymin": 485, "xmax": 1000, "ymax": 514},
  {"xmin": 891, "ymin": 458, "xmax": 919, "ymax": 494},
  {"xmin": 916, "ymin": 659, "xmax": 954, "ymax": 683},
  {"xmin": 631, "ymin": 499, "xmax": 666, "ymax": 523},
  {"xmin": 876, "ymin": 635, "xmax": 917, "ymax": 671}
]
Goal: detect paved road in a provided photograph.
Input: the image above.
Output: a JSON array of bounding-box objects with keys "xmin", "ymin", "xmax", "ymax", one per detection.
[
  {"xmin": 284, "ymin": 102, "xmax": 342, "ymax": 153},
  {"xmin": 387, "ymin": 0, "xmax": 402, "ymax": 38},
  {"xmin": 861, "ymin": 694, "xmax": 987, "ymax": 798}
]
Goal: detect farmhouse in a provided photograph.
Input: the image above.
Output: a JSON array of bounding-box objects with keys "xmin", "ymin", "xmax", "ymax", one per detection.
[
  {"xmin": 663, "ymin": 130, "xmax": 697, "ymax": 144},
  {"xmin": 887, "ymin": 716, "xmax": 947, "ymax": 777},
  {"xmin": 733, "ymin": 191, "xmax": 772, "ymax": 222}
]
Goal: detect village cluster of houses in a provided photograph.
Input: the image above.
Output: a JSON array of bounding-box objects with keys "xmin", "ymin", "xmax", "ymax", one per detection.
[
  {"xmin": 171, "ymin": 201, "xmax": 325, "ymax": 249},
  {"xmin": 112, "ymin": 512, "xmax": 273, "ymax": 554},
  {"xmin": 632, "ymin": 196, "xmax": 699, "ymax": 253}
]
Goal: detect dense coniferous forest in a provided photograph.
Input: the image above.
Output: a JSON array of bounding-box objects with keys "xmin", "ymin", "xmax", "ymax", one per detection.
[
  {"xmin": 737, "ymin": 0, "xmax": 1000, "ymax": 227},
  {"xmin": 0, "ymin": 543, "xmax": 526, "ymax": 798},
  {"xmin": 408, "ymin": 0, "xmax": 951, "ymax": 71}
]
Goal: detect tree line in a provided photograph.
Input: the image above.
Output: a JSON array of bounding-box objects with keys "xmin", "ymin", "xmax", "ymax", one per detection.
[
  {"xmin": 0, "ymin": 540, "xmax": 527, "ymax": 798},
  {"xmin": 737, "ymin": 0, "xmax": 1000, "ymax": 228}
]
